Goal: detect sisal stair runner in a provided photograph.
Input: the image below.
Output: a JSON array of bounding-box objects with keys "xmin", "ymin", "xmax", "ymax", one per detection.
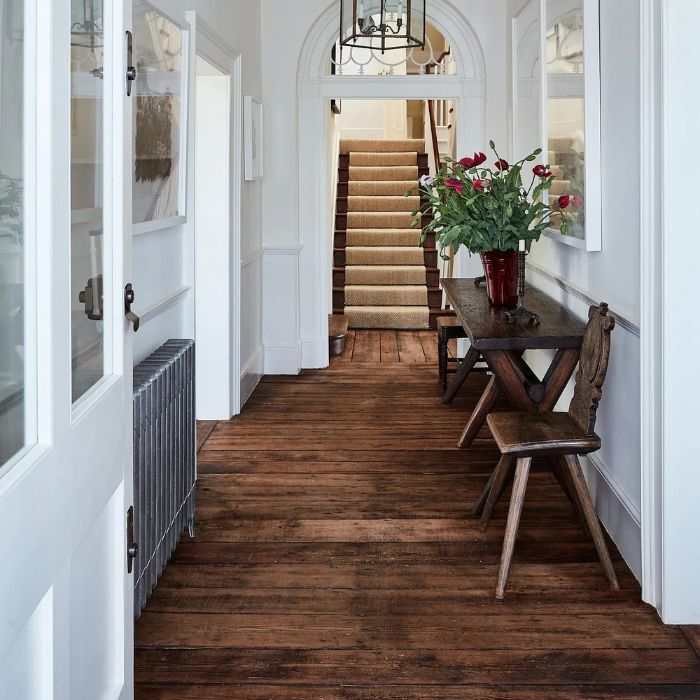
[{"xmin": 335, "ymin": 138, "xmax": 438, "ymax": 330}]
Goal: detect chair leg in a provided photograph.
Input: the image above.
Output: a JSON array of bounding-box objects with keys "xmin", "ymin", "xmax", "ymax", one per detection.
[
  {"xmin": 438, "ymin": 331, "xmax": 447, "ymax": 390},
  {"xmin": 563, "ymin": 454, "xmax": 620, "ymax": 592},
  {"xmin": 548, "ymin": 456, "xmax": 589, "ymax": 537},
  {"xmin": 496, "ymin": 457, "xmax": 532, "ymax": 601},
  {"xmin": 472, "ymin": 469, "xmax": 496, "ymax": 518},
  {"xmin": 479, "ymin": 455, "xmax": 515, "ymax": 531}
]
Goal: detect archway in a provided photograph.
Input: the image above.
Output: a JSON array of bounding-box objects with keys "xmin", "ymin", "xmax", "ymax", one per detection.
[{"xmin": 296, "ymin": 1, "xmax": 487, "ymax": 368}]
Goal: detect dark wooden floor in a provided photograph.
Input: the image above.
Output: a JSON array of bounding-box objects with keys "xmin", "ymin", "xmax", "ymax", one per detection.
[
  {"xmin": 135, "ymin": 332, "xmax": 700, "ymax": 698},
  {"xmin": 341, "ymin": 329, "xmax": 442, "ymax": 364}
]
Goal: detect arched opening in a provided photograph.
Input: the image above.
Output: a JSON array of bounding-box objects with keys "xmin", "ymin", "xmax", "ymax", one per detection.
[{"xmin": 296, "ymin": 1, "xmax": 487, "ymax": 369}]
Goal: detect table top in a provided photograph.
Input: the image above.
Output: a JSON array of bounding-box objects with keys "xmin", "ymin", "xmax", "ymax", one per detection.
[{"xmin": 441, "ymin": 278, "xmax": 587, "ymax": 351}]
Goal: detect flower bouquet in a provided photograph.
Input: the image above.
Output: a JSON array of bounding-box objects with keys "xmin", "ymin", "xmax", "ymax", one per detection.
[{"xmin": 412, "ymin": 141, "xmax": 574, "ymax": 306}]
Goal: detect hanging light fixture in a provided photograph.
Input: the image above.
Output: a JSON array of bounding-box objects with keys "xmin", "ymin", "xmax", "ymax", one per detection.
[
  {"xmin": 340, "ymin": 0, "xmax": 426, "ymax": 53},
  {"xmin": 71, "ymin": 0, "xmax": 103, "ymax": 51}
]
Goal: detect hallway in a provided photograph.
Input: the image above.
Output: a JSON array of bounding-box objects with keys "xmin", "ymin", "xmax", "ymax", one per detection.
[{"xmin": 134, "ymin": 336, "xmax": 700, "ymax": 698}]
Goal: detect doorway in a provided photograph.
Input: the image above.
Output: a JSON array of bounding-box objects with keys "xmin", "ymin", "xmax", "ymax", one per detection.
[{"xmin": 189, "ymin": 17, "xmax": 243, "ymax": 420}]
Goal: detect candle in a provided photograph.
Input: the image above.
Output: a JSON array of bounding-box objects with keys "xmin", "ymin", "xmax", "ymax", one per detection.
[{"xmin": 519, "ymin": 239, "xmax": 526, "ymax": 253}]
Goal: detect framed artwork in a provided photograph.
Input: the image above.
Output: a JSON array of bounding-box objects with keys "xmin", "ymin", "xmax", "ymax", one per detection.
[
  {"xmin": 540, "ymin": 0, "xmax": 601, "ymax": 251},
  {"xmin": 244, "ymin": 97, "xmax": 263, "ymax": 181},
  {"xmin": 132, "ymin": 1, "xmax": 189, "ymax": 226}
]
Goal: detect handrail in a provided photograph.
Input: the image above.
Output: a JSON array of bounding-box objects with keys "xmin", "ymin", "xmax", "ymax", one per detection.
[{"xmin": 427, "ymin": 49, "xmax": 452, "ymax": 173}]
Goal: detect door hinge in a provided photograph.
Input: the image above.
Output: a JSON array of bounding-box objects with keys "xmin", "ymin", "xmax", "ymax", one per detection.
[
  {"xmin": 126, "ymin": 31, "xmax": 137, "ymax": 97},
  {"xmin": 127, "ymin": 506, "xmax": 138, "ymax": 574}
]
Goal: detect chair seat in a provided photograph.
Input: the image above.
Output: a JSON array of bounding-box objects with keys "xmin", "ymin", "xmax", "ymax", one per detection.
[{"xmin": 486, "ymin": 411, "xmax": 601, "ymax": 457}]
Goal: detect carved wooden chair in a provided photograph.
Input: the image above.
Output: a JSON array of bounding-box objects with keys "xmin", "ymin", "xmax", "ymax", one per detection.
[{"xmin": 478, "ymin": 303, "xmax": 619, "ymax": 600}]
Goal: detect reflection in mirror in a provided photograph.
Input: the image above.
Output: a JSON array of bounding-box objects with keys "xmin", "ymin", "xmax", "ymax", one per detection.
[
  {"xmin": 546, "ymin": 2, "xmax": 585, "ymax": 240},
  {"xmin": 71, "ymin": 0, "xmax": 106, "ymax": 402},
  {"xmin": 0, "ymin": 0, "xmax": 26, "ymax": 464},
  {"xmin": 133, "ymin": 3, "xmax": 184, "ymax": 224}
]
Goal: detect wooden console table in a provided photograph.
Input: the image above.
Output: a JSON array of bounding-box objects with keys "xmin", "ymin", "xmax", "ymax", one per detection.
[{"xmin": 441, "ymin": 278, "xmax": 587, "ymax": 448}]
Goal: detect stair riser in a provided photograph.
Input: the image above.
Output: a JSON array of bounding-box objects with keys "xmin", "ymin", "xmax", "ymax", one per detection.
[
  {"xmin": 336, "ymin": 194, "xmax": 429, "ymax": 215},
  {"xmin": 334, "ymin": 249, "xmax": 438, "ymax": 267},
  {"xmin": 333, "ymin": 288, "xmax": 442, "ymax": 309},
  {"xmin": 334, "ymin": 231, "xmax": 435, "ymax": 249},
  {"xmin": 336, "ymin": 212, "xmax": 432, "ymax": 231},
  {"xmin": 334, "ymin": 268, "xmax": 440, "ymax": 288},
  {"xmin": 338, "ymin": 166, "xmax": 430, "ymax": 185},
  {"xmin": 334, "ymin": 307, "xmax": 443, "ymax": 330},
  {"xmin": 339, "ymin": 153, "xmax": 429, "ymax": 170}
]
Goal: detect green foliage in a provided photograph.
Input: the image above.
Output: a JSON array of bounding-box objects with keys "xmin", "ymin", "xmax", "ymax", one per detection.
[{"xmin": 412, "ymin": 143, "xmax": 566, "ymax": 258}]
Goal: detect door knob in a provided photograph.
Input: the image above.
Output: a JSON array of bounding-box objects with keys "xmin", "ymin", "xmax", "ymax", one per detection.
[{"xmin": 124, "ymin": 283, "xmax": 140, "ymax": 332}]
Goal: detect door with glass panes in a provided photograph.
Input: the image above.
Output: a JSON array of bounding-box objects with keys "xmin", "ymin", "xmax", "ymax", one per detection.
[{"xmin": 0, "ymin": 0, "xmax": 135, "ymax": 697}]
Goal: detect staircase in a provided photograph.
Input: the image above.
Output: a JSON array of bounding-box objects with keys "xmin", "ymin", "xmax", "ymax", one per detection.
[{"xmin": 333, "ymin": 139, "xmax": 440, "ymax": 330}]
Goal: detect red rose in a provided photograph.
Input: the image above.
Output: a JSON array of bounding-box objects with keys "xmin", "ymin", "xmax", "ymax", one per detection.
[
  {"xmin": 445, "ymin": 178, "xmax": 463, "ymax": 195},
  {"xmin": 459, "ymin": 152, "xmax": 488, "ymax": 169},
  {"xmin": 572, "ymin": 195, "xmax": 584, "ymax": 208},
  {"xmin": 558, "ymin": 195, "xmax": 571, "ymax": 209},
  {"xmin": 495, "ymin": 159, "xmax": 510, "ymax": 171},
  {"xmin": 533, "ymin": 164, "xmax": 552, "ymax": 178}
]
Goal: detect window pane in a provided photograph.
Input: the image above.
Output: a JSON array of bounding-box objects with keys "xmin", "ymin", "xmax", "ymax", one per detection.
[
  {"xmin": 71, "ymin": 0, "xmax": 106, "ymax": 401},
  {"xmin": 546, "ymin": 4, "xmax": 585, "ymax": 240},
  {"xmin": 0, "ymin": 0, "xmax": 26, "ymax": 465},
  {"xmin": 133, "ymin": 4, "xmax": 184, "ymax": 224}
]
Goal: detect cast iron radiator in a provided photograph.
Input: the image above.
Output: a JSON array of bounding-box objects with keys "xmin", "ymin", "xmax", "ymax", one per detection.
[{"xmin": 133, "ymin": 339, "xmax": 196, "ymax": 618}]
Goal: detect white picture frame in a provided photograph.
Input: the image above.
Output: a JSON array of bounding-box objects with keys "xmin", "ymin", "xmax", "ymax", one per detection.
[
  {"xmin": 244, "ymin": 96, "xmax": 263, "ymax": 181},
  {"xmin": 540, "ymin": 0, "xmax": 602, "ymax": 252}
]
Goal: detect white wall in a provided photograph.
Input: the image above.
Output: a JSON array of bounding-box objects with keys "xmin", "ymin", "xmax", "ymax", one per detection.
[
  {"xmin": 139, "ymin": 0, "xmax": 263, "ymax": 405},
  {"xmin": 508, "ymin": 0, "xmax": 643, "ymax": 578}
]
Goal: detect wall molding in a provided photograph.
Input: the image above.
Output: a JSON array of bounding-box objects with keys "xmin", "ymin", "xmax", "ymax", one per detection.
[
  {"xmin": 240, "ymin": 345, "xmax": 263, "ymax": 405},
  {"xmin": 263, "ymin": 245, "xmax": 303, "ymax": 255},
  {"xmin": 585, "ymin": 453, "xmax": 642, "ymax": 579},
  {"xmin": 527, "ymin": 261, "xmax": 640, "ymax": 336},
  {"xmin": 241, "ymin": 248, "xmax": 263, "ymax": 267},
  {"xmin": 139, "ymin": 285, "xmax": 191, "ymax": 325}
]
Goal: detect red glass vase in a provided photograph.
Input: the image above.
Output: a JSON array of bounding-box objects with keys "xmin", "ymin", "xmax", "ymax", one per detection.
[{"xmin": 480, "ymin": 250, "xmax": 519, "ymax": 308}]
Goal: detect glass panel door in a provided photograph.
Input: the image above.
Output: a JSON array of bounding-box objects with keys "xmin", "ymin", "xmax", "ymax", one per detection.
[
  {"xmin": 0, "ymin": 0, "xmax": 28, "ymax": 465},
  {"xmin": 71, "ymin": 0, "xmax": 106, "ymax": 402}
]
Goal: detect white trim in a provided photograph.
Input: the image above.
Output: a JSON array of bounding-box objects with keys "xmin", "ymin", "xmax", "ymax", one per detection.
[
  {"xmin": 264, "ymin": 244, "xmax": 303, "ymax": 255},
  {"xmin": 139, "ymin": 285, "xmax": 191, "ymax": 324},
  {"xmin": 526, "ymin": 261, "xmax": 640, "ymax": 336},
  {"xmin": 132, "ymin": 215, "xmax": 187, "ymax": 237},
  {"xmin": 639, "ymin": 0, "xmax": 663, "ymax": 611},
  {"xmin": 240, "ymin": 345, "xmax": 263, "ymax": 405},
  {"xmin": 264, "ymin": 344, "xmax": 302, "ymax": 376},
  {"xmin": 540, "ymin": 0, "xmax": 603, "ymax": 252},
  {"xmin": 189, "ymin": 12, "xmax": 243, "ymax": 417},
  {"xmin": 242, "ymin": 248, "xmax": 264, "ymax": 267}
]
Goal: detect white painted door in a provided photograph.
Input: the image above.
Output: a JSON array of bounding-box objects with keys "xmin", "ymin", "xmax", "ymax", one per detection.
[{"xmin": 0, "ymin": 0, "xmax": 135, "ymax": 697}]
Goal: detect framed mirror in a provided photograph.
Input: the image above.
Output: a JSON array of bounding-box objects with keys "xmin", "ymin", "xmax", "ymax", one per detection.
[{"xmin": 540, "ymin": 0, "xmax": 601, "ymax": 251}]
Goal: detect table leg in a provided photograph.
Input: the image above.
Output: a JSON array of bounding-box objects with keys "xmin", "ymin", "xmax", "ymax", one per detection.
[
  {"xmin": 443, "ymin": 346, "xmax": 480, "ymax": 404},
  {"xmin": 457, "ymin": 376, "xmax": 501, "ymax": 448}
]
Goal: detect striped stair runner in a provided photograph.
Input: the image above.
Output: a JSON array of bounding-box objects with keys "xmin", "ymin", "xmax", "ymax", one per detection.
[{"xmin": 334, "ymin": 139, "xmax": 440, "ymax": 330}]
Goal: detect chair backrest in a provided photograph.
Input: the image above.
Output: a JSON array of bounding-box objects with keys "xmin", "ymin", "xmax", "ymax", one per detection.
[{"xmin": 568, "ymin": 303, "xmax": 616, "ymax": 436}]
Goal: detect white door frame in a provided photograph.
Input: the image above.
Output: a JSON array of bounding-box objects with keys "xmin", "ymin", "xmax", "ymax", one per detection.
[
  {"xmin": 640, "ymin": 0, "xmax": 700, "ymax": 624},
  {"xmin": 187, "ymin": 14, "xmax": 242, "ymax": 418},
  {"xmin": 296, "ymin": 1, "xmax": 487, "ymax": 370}
]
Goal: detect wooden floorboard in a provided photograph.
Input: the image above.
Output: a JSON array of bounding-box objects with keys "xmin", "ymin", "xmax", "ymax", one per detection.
[{"xmin": 136, "ymin": 332, "xmax": 700, "ymax": 697}]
